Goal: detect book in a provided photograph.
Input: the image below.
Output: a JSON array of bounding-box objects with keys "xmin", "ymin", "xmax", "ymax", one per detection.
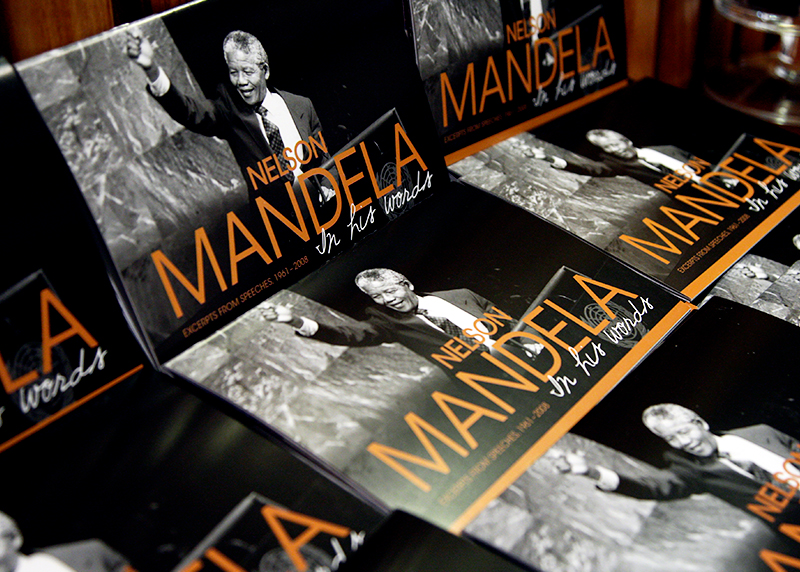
[
  {"xmin": 0, "ymin": 57, "xmax": 388, "ymax": 572},
  {"xmin": 451, "ymin": 78, "xmax": 800, "ymax": 300},
  {"xmin": 462, "ymin": 296, "xmax": 800, "ymax": 572},
  {"xmin": 15, "ymin": 0, "xmax": 448, "ymax": 361},
  {"xmin": 405, "ymin": 0, "xmax": 628, "ymax": 163},
  {"xmin": 0, "ymin": 57, "xmax": 147, "ymax": 452},
  {"xmin": 166, "ymin": 178, "xmax": 691, "ymax": 530},
  {"xmin": 8, "ymin": 0, "xmax": 696, "ymax": 535}
]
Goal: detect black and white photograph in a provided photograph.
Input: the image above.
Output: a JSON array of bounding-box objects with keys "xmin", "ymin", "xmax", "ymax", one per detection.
[
  {"xmin": 464, "ymin": 297, "xmax": 800, "ymax": 572},
  {"xmin": 409, "ymin": 0, "xmax": 505, "ymax": 83},
  {"xmin": 15, "ymin": 0, "xmax": 445, "ymax": 360},
  {"xmin": 0, "ymin": 59, "xmax": 147, "ymax": 450},
  {"xmin": 702, "ymin": 254, "xmax": 800, "ymax": 328},
  {"xmin": 0, "ymin": 510, "xmax": 132, "ymax": 572},
  {"xmin": 703, "ymin": 253, "xmax": 788, "ymax": 307},
  {"xmin": 751, "ymin": 261, "xmax": 800, "ymax": 327}
]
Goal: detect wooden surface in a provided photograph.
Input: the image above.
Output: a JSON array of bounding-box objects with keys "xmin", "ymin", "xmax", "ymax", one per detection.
[
  {"xmin": 0, "ymin": 0, "xmax": 191, "ymax": 62},
  {"xmin": 655, "ymin": 0, "xmax": 705, "ymax": 88},
  {"xmin": 624, "ymin": 0, "xmax": 660, "ymax": 80},
  {"xmin": 1, "ymin": 0, "xmax": 115, "ymax": 61}
]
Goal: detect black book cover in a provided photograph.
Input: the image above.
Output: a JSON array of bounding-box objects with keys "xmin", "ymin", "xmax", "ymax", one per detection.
[
  {"xmin": 339, "ymin": 510, "xmax": 535, "ymax": 572},
  {"xmin": 167, "ymin": 178, "xmax": 691, "ymax": 529}
]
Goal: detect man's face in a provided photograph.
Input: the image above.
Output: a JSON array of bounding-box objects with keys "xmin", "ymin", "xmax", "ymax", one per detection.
[
  {"xmin": 593, "ymin": 132, "xmax": 637, "ymax": 160},
  {"xmin": 650, "ymin": 417, "xmax": 717, "ymax": 457},
  {"xmin": 224, "ymin": 48, "xmax": 268, "ymax": 106},
  {"xmin": 0, "ymin": 515, "xmax": 21, "ymax": 572},
  {"xmin": 360, "ymin": 279, "xmax": 418, "ymax": 314}
]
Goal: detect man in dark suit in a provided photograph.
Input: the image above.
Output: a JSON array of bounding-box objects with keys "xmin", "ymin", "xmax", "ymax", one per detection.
[
  {"xmin": 264, "ymin": 268, "xmax": 539, "ymax": 368},
  {"xmin": 534, "ymin": 129, "xmax": 697, "ymax": 189},
  {"xmin": 125, "ymin": 28, "xmax": 330, "ymax": 214},
  {"xmin": 558, "ymin": 403, "xmax": 799, "ymax": 518}
]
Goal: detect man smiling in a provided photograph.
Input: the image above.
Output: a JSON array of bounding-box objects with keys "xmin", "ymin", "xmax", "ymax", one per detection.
[{"xmin": 126, "ymin": 28, "xmax": 329, "ymax": 208}]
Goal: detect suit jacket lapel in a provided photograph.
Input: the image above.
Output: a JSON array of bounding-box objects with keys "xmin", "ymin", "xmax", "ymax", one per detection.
[{"xmin": 278, "ymin": 90, "xmax": 310, "ymax": 141}]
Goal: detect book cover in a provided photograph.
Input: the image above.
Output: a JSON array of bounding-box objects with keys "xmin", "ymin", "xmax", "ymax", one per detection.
[
  {"xmin": 167, "ymin": 179, "xmax": 692, "ymax": 530},
  {"xmin": 14, "ymin": 0, "xmax": 448, "ymax": 361},
  {"xmin": 174, "ymin": 492, "xmax": 370, "ymax": 572},
  {"xmin": 406, "ymin": 0, "xmax": 628, "ymax": 163},
  {"xmin": 0, "ymin": 58, "xmax": 146, "ymax": 453},
  {"xmin": 463, "ymin": 297, "xmax": 800, "ymax": 572},
  {"xmin": 452, "ymin": 79, "xmax": 800, "ymax": 300}
]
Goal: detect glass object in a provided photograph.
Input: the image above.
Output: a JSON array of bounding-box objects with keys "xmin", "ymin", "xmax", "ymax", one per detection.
[{"xmin": 703, "ymin": 0, "xmax": 800, "ymax": 126}]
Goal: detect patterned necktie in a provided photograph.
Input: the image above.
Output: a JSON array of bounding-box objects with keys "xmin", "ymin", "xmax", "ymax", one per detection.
[
  {"xmin": 255, "ymin": 106, "xmax": 294, "ymax": 181},
  {"xmin": 417, "ymin": 307, "xmax": 472, "ymax": 343}
]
